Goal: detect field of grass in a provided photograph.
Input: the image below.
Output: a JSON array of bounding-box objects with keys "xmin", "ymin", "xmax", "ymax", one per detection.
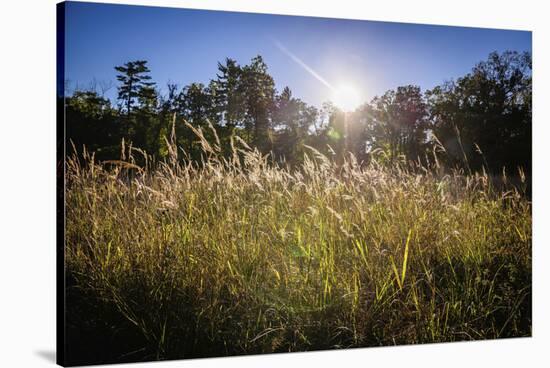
[{"xmin": 64, "ymin": 127, "xmax": 531, "ymax": 364}]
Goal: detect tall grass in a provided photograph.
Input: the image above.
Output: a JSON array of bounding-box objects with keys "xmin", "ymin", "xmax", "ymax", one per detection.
[{"xmin": 65, "ymin": 121, "xmax": 531, "ymax": 364}]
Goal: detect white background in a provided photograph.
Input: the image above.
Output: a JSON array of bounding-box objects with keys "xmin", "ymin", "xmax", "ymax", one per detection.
[{"xmin": 0, "ymin": 0, "xmax": 548, "ymax": 367}]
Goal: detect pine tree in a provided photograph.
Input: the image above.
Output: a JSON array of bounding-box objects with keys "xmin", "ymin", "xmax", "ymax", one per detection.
[{"xmin": 115, "ymin": 60, "xmax": 156, "ymax": 116}]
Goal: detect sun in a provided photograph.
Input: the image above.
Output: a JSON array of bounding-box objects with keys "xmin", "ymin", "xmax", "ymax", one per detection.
[{"xmin": 332, "ymin": 84, "xmax": 362, "ymax": 112}]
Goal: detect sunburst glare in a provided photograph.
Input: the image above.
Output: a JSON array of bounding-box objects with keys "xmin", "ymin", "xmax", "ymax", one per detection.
[{"xmin": 332, "ymin": 83, "xmax": 362, "ymax": 112}]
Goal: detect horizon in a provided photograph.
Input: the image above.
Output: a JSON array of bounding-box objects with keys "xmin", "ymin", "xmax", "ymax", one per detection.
[{"xmin": 64, "ymin": 1, "xmax": 532, "ymax": 108}]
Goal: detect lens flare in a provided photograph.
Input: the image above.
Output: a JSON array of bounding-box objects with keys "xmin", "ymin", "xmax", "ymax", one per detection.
[{"xmin": 273, "ymin": 40, "xmax": 363, "ymax": 112}]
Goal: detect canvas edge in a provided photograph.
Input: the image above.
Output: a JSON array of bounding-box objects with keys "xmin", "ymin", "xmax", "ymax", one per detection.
[{"xmin": 56, "ymin": 1, "xmax": 67, "ymax": 366}]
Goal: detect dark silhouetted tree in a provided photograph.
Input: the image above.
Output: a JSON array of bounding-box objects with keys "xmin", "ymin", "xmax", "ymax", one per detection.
[
  {"xmin": 426, "ymin": 51, "xmax": 531, "ymax": 174},
  {"xmin": 215, "ymin": 58, "xmax": 245, "ymax": 129},
  {"xmin": 115, "ymin": 60, "xmax": 156, "ymax": 116},
  {"xmin": 65, "ymin": 90, "xmax": 119, "ymax": 160},
  {"xmin": 241, "ymin": 56, "xmax": 276, "ymax": 152},
  {"xmin": 356, "ymin": 85, "xmax": 428, "ymax": 164},
  {"xmin": 272, "ymin": 86, "xmax": 318, "ymax": 163}
]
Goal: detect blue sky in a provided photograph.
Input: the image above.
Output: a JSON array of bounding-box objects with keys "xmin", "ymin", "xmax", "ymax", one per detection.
[{"xmin": 63, "ymin": 1, "xmax": 532, "ymax": 108}]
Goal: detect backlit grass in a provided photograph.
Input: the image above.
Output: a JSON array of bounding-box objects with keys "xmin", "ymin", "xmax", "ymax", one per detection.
[{"xmin": 64, "ymin": 125, "xmax": 531, "ymax": 364}]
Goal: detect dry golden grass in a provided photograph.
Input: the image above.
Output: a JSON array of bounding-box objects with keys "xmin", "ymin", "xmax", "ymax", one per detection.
[{"xmin": 65, "ymin": 122, "xmax": 531, "ymax": 363}]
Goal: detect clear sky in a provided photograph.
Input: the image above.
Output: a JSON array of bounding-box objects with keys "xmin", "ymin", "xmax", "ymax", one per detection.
[{"xmin": 63, "ymin": 1, "xmax": 532, "ymax": 109}]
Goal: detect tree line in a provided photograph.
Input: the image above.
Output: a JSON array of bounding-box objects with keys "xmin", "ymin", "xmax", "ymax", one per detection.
[{"xmin": 64, "ymin": 51, "xmax": 531, "ymax": 176}]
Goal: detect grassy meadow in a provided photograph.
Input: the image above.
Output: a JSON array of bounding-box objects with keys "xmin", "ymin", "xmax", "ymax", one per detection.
[{"xmin": 64, "ymin": 123, "xmax": 531, "ymax": 364}]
